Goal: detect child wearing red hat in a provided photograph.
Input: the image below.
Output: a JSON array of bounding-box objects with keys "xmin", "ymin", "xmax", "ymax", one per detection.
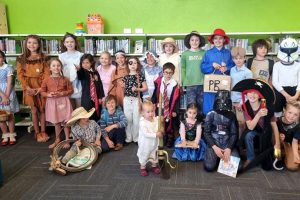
[{"xmin": 201, "ymin": 29, "xmax": 235, "ymax": 115}]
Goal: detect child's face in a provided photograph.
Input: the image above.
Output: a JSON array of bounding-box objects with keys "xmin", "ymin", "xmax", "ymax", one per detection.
[
  {"xmin": 116, "ymin": 55, "xmax": 126, "ymax": 66},
  {"xmin": 64, "ymin": 37, "xmax": 76, "ymax": 51},
  {"xmin": 164, "ymin": 44, "xmax": 175, "ymax": 55},
  {"xmin": 128, "ymin": 59, "xmax": 138, "ymax": 72},
  {"xmin": 26, "ymin": 38, "xmax": 39, "ymax": 53},
  {"xmin": 0, "ymin": 55, "xmax": 5, "ymax": 65},
  {"xmin": 186, "ymin": 108, "xmax": 197, "ymax": 119},
  {"xmin": 50, "ymin": 60, "xmax": 62, "ymax": 75},
  {"xmin": 163, "ymin": 69, "xmax": 174, "ymax": 81},
  {"xmin": 79, "ymin": 118, "xmax": 89, "ymax": 125},
  {"xmin": 246, "ymin": 91, "xmax": 259, "ymax": 103},
  {"xmin": 284, "ymin": 106, "xmax": 300, "ymax": 124},
  {"xmin": 256, "ymin": 46, "xmax": 267, "ymax": 58},
  {"xmin": 82, "ymin": 59, "xmax": 92, "ymax": 70},
  {"xmin": 233, "ymin": 55, "xmax": 245, "ymax": 67},
  {"xmin": 106, "ymin": 99, "xmax": 116, "ymax": 113},
  {"xmin": 189, "ymin": 35, "xmax": 200, "ymax": 50},
  {"xmin": 146, "ymin": 54, "xmax": 156, "ymax": 66},
  {"xmin": 99, "ymin": 53, "xmax": 111, "ymax": 66},
  {"xmin": 143, "ymin": 105, "xmax": 155, "ymax": 120},
  {"xmin": 212, "ymin": 35, "xmax": 225, "ymax": 48}
]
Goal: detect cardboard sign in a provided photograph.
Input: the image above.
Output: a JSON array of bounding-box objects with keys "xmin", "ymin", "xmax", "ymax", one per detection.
[{"xmin": 204, "ymin": 74, "xmax": 231, "ymax": 93}]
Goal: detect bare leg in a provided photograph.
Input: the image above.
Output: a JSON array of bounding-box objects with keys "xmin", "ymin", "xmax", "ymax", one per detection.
[
  {"xmin": 31, "ymin": 106, "xmax": 40, "ymax": 134},
  {"xmin": 63, "ymin": 126, "xmax": 70, "ymax": 149},
  {"xmin": 7, "ymin": 114, "xmax": 15, "ymax": 133},
  {"xmin": 0, "ymin": 121, "xmax": 8, "ymax": 134},
  {"xmin": 49, "ymin": 123, "xmax": 61, "ymax": 149}
]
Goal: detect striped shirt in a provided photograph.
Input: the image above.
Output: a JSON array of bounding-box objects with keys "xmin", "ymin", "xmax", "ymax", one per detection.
[{"xmin": 71, "ymin": 120, "xmax": 101, "ymax": 143}]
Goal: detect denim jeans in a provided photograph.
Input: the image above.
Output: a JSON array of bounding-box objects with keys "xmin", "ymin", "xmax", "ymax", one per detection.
[
  {"xmin": 186, "ymin": 85, "xmax": 203, "ymax": 115},
  {"xmin": 244, "ymin": 131, "xmax": 258, "ymax": 160}
]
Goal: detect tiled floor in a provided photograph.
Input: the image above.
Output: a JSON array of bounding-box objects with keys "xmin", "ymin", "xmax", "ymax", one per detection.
[{"xmin": 1, "ymin": 131, "xmax": 300, "ymax": 200}]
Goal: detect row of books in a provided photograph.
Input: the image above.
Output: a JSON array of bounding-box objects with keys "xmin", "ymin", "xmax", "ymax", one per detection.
[
  {"xmin": 84, "ymin": 38, "xmax": 131, "ymax": 55},
  {"xmin": 0, "ymin": 38, "xmax": 17, "ymax": 54}
]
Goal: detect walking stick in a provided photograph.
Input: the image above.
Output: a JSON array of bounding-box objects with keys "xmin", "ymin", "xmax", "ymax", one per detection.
[{"xmin": 157, "ymin": 93, "xmax": 175, "ymax": 179}]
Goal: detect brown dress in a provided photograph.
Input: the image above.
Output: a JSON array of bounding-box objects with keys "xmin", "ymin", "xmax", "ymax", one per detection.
[
  {"xmin": 16, "ymin": 56, "xmax": 50, "ymax": 109},
  {"xmin": 109, "ymin": 67, "xmax": 128, "ymax": 106}
]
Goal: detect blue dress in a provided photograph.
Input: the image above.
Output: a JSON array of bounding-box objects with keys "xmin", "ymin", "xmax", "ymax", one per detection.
[
  {"xmin": 201, "ymin": 47, "xmax": 234, "ymax": 115},
  {"xmin": 172, "ymin": 120, "xmax": 206, "ymax": 161},
  {"xmin": 0, "ymin": 64, "xmax": 19, "ymax": 113}
]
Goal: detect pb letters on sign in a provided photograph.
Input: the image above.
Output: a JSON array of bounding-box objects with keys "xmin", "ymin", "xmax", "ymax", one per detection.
[{"xmin": 204, "ymin": 74, "xmax": 231, "ymax": 93}]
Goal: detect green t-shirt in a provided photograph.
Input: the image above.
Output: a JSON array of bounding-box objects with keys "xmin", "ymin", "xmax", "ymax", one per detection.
[{"xmin": 181, "ymin": 50, "xmax": 205, "ymax": 86}]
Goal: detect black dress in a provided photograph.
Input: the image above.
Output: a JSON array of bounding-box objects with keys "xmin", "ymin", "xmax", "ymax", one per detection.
[{"xmin": 77, "ymin": 67, "xmax": 105, "ymax": 121}]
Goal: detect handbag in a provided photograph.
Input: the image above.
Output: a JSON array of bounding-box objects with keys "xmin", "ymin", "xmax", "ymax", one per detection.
[{"xmin": 204, "ymin": 70, "xmax": 231, "ymax": 93}]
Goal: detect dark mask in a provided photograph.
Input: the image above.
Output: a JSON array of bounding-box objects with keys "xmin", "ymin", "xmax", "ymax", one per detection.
[{"xmin": 213, "ymin": 90, "xmax": 232, "ymax": 112}]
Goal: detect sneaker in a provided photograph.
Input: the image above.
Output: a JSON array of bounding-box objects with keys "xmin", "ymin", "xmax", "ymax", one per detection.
[
  {"xmin": 140, "ymin": 168, "xmax": 148, "ymax": 177},
  {"xmin": 151, "ymin": 166, "xmax": 161, "ymax": 174}
]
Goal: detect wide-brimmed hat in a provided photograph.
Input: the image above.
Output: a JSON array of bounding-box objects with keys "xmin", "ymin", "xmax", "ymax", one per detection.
[
  {"xmin": 66, "ymin": 107, "xmax": 95, "ymax": 126},
  {"xmin": 161, "ymin": 37, "xmax": 179, "ymax": 53},
  {"xmin": 208, "ymin": 28, "xmax": 230, "ymax": 45},
  {"xmin": 184, "ymin": 31, "xmax": 206, "ymax": 48}
]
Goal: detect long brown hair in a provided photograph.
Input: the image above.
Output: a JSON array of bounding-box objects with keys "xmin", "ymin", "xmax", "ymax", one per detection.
[
  {"xmin": 126, "ymin": 57, "xmax": 142, "ymax": 74},
  {"xmin": 19, "ymin": 35, "xmax": 46, "ymax": 64},
  {"xmin": 60, "ymin": 32, "xmax": 81, "ymax": 53},
  {"xmin": 49, "ymin": 58, "xmax": 64, "ymax": 77}
]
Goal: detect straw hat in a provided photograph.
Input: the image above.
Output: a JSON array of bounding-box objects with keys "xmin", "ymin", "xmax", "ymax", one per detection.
[
  {"xmin": 161, "ymin": 37, "xmax": 179, "ymax": 53},
  {"xmin": 66, "ymin": 107, "xmax": 95, "ymax": 126},
  {"xmin": 208, "ymin": 28, "xmax": 230, "ymax": 45}
]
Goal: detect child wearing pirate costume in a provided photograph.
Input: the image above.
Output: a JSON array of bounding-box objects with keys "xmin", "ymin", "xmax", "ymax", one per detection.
[{"xmin": 152, "ymin": 62, "xmax": 180, "ymax": 147}]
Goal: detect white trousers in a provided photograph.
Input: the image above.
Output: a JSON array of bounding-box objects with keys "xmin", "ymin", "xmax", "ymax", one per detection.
[{"xmin": 123, "ymin": 97, "xmax": 140, "ymax": 142}]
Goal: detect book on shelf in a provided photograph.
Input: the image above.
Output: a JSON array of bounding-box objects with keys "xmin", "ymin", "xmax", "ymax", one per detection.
[
  {"xmin": 217, "ymin": 156, "xmax": 240, "ymax": 178},
  {"xmin": 0, "ymin": 38, "xmax": 17, "ymax": 54},
  {"xmin": 134, "ymin": 40, "xmax": 144, "ymax": 54}
]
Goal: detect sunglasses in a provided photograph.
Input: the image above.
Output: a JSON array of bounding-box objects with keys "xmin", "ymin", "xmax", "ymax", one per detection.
[{"xmin": 128, "ymin": 61, "xmax": 137, "ymax": 65}]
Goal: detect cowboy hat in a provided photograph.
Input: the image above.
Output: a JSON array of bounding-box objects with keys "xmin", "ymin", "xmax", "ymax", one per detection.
[
  {"xmin": 208, "ymin": 28, "xmax": 230, "ymax": 45},
  {"xmin": 184, "ymin": 31, "xmax": 206, "ymax": 48},
  {"xmin": 66, "ymin": 107, "xmax": 95, "ymax": 126},
  {"xmin": 161, "ymin": 37, "xmax": 179, "ymax": 53}
]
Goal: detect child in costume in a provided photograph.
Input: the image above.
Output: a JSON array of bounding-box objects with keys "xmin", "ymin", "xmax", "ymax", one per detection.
[
  {"xmin": 272, "ymin": 38, "xmax": 300, "ymax": 117},
  {"xmin": 77, "ymin": 54, "xmax": 105, "ymax": 121},
  {"xmin": 181, "ymin": 31, "xmax": 206, "ymax": 113},
  {"xmin": 62, "ymin": 107, "xmax": 103, "ymax": 164},
  {"xmin": 17, "ymin": 35, "xmax": 50, "ymax": 142},
  {"xmin": 201, "ymin": 28, "xmax": 234, "ymax": 115},
  {"xmin": 159, "ymin": 37, "xmax": 181, "ymax": 84},
  {"xmin": 137, "ymin": 101, "xmax": 163, "ymax": 177},
  {"xmin": 97, "ymin": 51, "xmax": 116, "ymax": 98},
  {"xmin": 173, "ymin": 103, "xmax": 206, "ymax": 161},
  {"xmin": 232, "ymin": 79, "xmax": 280, "ymax": 171},
  {"xmin": 230, "ymin": 47, "xmax": 253, "ymax": 136},
  {"xmin": 277, "ymin": 101, "xmax": 300, "ymax": 170},
  {"xmin": 41, "ymin": 58, "xmax": 73, "ymax": 149},
  {"xmin": 203, "ymin": 90, "xmax": 241, "ymax": 172},
  {"xmin": 99, "ymin": 95, "xmax": 127, "ymax": 151},
  {"xmin": 0, "ymin": 50, "xmax": 20, "ymax": 145},
  {"xmin": 123, "ymin": 57, "xmax": 148, "ymax": 143},
  {"xmin": 246, "ymin": 39, "xmax": 274, "ymax": 83},
  {"xmin": 152, "ymin": 62, "xmax": 180, "ymax": 147},
  {"xmin": 59, "ymin": 32, "xmax": 83, "ymax": 108},
  {"xmin": 141, "ymin": 51, "xmax": 162, "ymax": 101},
  {"xmin": 109, "ymin": 50, "xmax": 128, "ymax": 106}
]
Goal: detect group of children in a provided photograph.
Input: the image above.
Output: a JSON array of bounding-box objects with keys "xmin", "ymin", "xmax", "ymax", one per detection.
[{"xmin": 0, "ymin": 28, "xmax": 300, "ymax": 177}]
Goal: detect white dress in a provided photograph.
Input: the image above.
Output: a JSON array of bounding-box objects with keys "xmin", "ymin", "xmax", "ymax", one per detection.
[
  {"xmin": 59, "ymin": 51, "xmax": 83, "ymax": 99},
  {"xmin": 0, "ymin": 64, "xmax": 20, "ymax": 113},
  {"xmin": 137, "ymin": 116, "xmax": 159, "ymax": 166}
]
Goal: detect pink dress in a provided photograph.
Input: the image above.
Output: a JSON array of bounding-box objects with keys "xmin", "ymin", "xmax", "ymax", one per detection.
[{"xmin": 97, "ymin": 64, "xmax": 116, "ymax": 97}]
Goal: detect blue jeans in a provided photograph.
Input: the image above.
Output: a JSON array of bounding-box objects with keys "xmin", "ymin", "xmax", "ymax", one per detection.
[
  {"xmin": 244, "ymin": 131, "xmax": 258, "ymax": 160},
  {"xmin": 186, "ymin": 85, "xmax": 203, "ymax": 115}
]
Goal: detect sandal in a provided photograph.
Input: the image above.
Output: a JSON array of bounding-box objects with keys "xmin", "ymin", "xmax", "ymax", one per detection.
[
  {"xmin": 151, "ymin": 166, "xmax": 161, "ymax": 174},
  {"xmin": 48, "ymin": 138, "xmax": 60, "ymax": 149},
  {"xmin": 40, "ymin": 132, "xmax": 50, "ymax": 142},
  {"xmin": 35, "ymin": 132, "xmax": 43, "ymax": 143},
  {"xmin": 9, "ymin": 133, "xmax": 17, "ymax": 145},
  {"xmin": 140, "ymin": 168, "xmax": 148, "ymax": 177},
  {"xmin": 1, "ymin": 133, "xmax": 9, "ymax": 146}
]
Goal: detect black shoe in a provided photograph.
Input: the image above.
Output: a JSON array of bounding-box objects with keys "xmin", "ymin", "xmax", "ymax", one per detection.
[{"xmin": 123, "ymin": 141, "xmax": 130, "ymax": 146}]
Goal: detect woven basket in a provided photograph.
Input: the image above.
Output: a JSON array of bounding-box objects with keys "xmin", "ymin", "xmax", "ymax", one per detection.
[{"xmin": 0, "ymin": 110, "xmax": 10, "ymax": 122}]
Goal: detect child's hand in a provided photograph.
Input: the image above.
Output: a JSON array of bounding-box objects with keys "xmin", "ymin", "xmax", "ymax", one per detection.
[
  {"xmin": 222, "ymin": 148, "xmax": 231, "ymax": 163},
  {"xmin": 75, "ymin": 140, "xmax": 82, "ymax": 147},
  {"xmin": 192, "ymin": 141, "xmax": 199, "ymax": 149},
  {"xmin": 212, "ymin": 62, "xmax": 221, "ymax": 70},
  {"xmin": 98, "ymin": 99, "xmax": 102, "ymax": 105},
  {"xmin": 34, "ymin": 88, "xmax": 41, "ymax": 95},
  {"xmin": 258, "ymin": 108, "xmax": 268, "ymax": 117},
  {"xmin": 105, "ymin": 125, "xmax": 116, "ymax": 133},
  {"xmin": 94, "ymin": 139, "xmax": 101, "ymax": 147},
  {"xmin": 131, "ymin": 86, "xmax": 137, "ymax": 92},
  {"xmin": 172, "ymin": 112, "xmax": 177, "ymax": 117},
  {"xmin": 106, "ymin": 139, "xmax": 115, "ymax": 148},
  {"xmin": 180, "ymin": 140, "xmax": 187, "ymax": 147},
  {"xmin": 0, "ymin": 95, "xmax": 10, "ymax": 105},
  {"xmin": 233, "ymin": 103, "xmax": 242, "ymax": 112},
  {"xmin": 212, "ymin": 145, "xmax": 224, "ymax": 159},
  {"xmin": 156, "ymin": 131, "xmax": 163, "ymax": 138},
  {"xmin": 74, "ymin": 64, "xmax": 80, "ymax": 71},
  {"xmin": 26, "ymin": 87, "xmax": 36, "ymax": 96},
  {"xmin": 279, "ymin": 133, "xmax": 285, "ymax": 142},
  {"xmin": 219, "ymin": 66, "xmax": 227, "ymax": 73}
]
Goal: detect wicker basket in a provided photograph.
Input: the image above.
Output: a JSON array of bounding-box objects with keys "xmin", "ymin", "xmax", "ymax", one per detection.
[{"xmin": 0, "ymin": 110, "xmax": 10, "ymax": 122}]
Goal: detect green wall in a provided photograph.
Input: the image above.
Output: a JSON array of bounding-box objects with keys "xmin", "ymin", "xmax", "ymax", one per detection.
[{"xmin": 1, "ymin": 0, "xmax": 299, "ymax": 34}]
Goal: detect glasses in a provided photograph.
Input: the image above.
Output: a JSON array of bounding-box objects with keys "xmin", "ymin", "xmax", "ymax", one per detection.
[
  {"xmin": 128, "ymin": 61, "xmax": 137, "ymax": 65},
  {"xmin": 163, "ymin": 71, "xmax": 174, "ymax": 75}
]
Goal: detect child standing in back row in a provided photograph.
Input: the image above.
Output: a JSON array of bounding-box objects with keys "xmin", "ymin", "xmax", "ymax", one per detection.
[
  {"xmin": 17, "ymin": 35, "xmax": 50, "ymax": 142},
  {"xmin": 0, "ymin": 50, "xmax": 20, "ymax": 146},
  {"xmin": 59, "ymin": 33, "xmax": 83, "ymax": 108}
]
